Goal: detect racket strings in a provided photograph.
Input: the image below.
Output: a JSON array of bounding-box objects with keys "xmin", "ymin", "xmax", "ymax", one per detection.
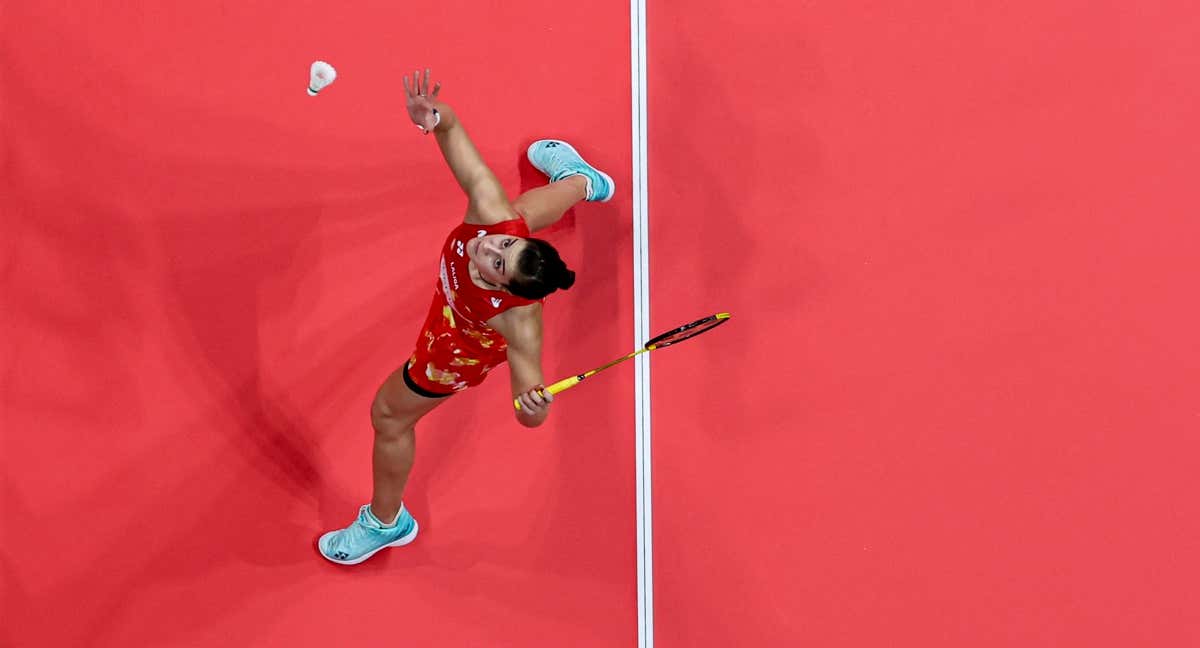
[{"xmin": 646, "ymin": 314, "xmax": 729, "ymax": 348}]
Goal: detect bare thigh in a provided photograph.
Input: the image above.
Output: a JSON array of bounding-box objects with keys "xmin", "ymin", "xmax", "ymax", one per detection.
[{"xmin": 371, "ymin": 365, "xmax": 453, "ymax": 428}]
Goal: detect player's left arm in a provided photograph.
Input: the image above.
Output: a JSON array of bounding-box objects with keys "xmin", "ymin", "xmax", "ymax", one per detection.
[{"xmin": 490, "ymin": 304, "xmax": 552, "ymax": 428}]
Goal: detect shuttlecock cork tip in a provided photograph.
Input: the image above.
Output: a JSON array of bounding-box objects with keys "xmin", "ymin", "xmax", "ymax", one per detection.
[{"xmin": 308, "ymin": 60, "xmax": 337, "ymax": 96}]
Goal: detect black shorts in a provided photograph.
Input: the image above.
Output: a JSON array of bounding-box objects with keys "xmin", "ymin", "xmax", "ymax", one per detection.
[{"xmin": 403, "ymin": 361, "xmax": 454, "ymax": 398}]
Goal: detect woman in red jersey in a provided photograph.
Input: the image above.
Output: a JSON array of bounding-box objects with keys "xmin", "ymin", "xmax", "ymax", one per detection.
[{"xmin": 319, "ymin": 69, "xmax": 615, "ymax": 565}]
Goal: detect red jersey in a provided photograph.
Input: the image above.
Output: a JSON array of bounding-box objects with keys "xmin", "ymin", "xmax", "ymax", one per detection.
[
  {"xmin": 436, "ymin": 218, "xmax": 539, "ymax": 327},
  {"xmin": 408, "ymin": 218, "xmax": 540, "ymax": 393}
]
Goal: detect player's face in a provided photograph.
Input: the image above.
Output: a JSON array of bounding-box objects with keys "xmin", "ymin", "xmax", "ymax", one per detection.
[{"xmin": 468, "ymin": 235, "xmax": 528, "ymax": 288}]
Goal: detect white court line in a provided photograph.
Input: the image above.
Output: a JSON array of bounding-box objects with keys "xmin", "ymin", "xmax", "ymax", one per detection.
[{"xmin": 630, "ymin": 0, "xmax": 653, "ymax": 645}]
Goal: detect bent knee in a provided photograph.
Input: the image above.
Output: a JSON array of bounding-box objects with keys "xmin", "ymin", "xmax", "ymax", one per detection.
[
  {"xmin": 371, "ymin": 398, "xmax": 401, "ymax": 429},
  {"xmin": 371, "ymin": 396, "xmax": 421, "ymax": 436},
  {"xmin": 370, "ymin": 393, "xmax": 392, "ymax": 422}
]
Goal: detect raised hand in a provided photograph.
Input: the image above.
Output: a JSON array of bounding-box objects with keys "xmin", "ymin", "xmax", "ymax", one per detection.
[{"xmin": 402, "ymin": 68, "xmax": 442, "ymax": 133}]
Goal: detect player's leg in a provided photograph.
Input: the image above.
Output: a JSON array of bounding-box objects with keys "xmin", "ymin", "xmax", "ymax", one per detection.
[
  {"xmin": 368, "ymin": 364, "xmax": 450, "ymax": 522},
  {"xmin": 318, "ymin": 363, "xmax": 450, "ymax": 565},
  {"xmin": 513, "ymin": 175, "xmax": 588, "ymax": 232},
  {"xmin": 518, "ymin": 140, "xmax": 616, "ymax": 232}
]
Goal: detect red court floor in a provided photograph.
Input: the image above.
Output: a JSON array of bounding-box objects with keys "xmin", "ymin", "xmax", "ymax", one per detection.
[{"xmin": 4, "ymin": 1, "xmax": 1199, "ymax": 646}]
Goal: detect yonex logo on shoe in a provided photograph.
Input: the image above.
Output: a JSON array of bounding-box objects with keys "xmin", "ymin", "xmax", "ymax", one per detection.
[
  {"xmin": 334, "ymin": 552, "xmax": 349, "ymax": 560},
  {"xmin": 546, "ymin": 142, "xmax": 559, "ymax": 147}
]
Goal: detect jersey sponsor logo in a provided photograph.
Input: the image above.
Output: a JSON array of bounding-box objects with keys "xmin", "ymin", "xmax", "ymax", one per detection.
[
  {"xmin": 439, "ymin": 257, "xmax": 461, "ymax": 306},
  {"xmin": 454, "ymin": 240, "xmax": 464, "ymax": 256},
  {"xmin": 490, "ymin": 297, "xmax": 503, "ymax": 308},
  {"xmin": 476, "ymin": 230, "xmax": 487, "ymax": 238}
]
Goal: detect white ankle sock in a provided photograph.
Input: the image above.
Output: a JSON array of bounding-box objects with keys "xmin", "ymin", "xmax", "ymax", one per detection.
[{"xmin": 368, "ymin": 506, "xmax": 401, "ymax": 528}]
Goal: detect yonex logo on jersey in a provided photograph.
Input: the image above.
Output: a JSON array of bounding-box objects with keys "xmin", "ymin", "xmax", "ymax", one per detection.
[
  {"xmin": 490, "ymin": 297, "xmax": 503, "ymax": 308},
  {"xmin": 477, "ymin": 230, "xmax": 487, "ymax": 238},
  {"xmin": 455, "ymin": 240, "xmax": 464, "ymax": 256}
]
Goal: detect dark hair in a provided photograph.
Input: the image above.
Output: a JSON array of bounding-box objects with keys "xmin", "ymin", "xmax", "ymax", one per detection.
[{"xmin": 507, "ymin": 238, "xmax": 575, "ymax": 299}]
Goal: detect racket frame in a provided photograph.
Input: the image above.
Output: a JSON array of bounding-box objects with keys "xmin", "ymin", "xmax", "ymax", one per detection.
[{"xmin": 513, "ymin": 312, "xmax": 731, "ymax": 410}]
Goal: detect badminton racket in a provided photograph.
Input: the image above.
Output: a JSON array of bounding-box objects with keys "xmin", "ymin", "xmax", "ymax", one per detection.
[{"xmin": 514, "ymin": 312, "xmax": 731, "ymax": 410}]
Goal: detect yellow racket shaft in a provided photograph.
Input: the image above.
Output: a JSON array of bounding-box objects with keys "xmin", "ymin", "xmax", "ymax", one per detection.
[{"xmin": 513, "ymin": 347, "xmax": 654, "ymax": 410}]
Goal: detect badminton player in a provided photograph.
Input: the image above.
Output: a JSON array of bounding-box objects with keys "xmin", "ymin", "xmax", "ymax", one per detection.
[{"xmin": 319, "ymin": 69, "xmax": 615, "ymax": 564}]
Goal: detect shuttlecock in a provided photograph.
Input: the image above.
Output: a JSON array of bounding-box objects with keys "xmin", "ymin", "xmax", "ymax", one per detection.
[{"xmin": 307, "ymin": 61, "xmax": 337, "ymax": 96}]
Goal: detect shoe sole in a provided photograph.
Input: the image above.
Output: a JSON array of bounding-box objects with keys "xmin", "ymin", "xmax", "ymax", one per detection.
[
  {"xmin": 527, "ymin": 140, "xmax": 615, "ymax": 203},
  {"xmin": 318, "ymin": 519, "xmax": 419, "ymax": 566}
]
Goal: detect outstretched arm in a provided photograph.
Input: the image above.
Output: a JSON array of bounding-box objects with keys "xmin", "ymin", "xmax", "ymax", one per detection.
[
  {"xmin": 490, "ymin": 304, "xmax": 553, "ymax": 428},
  {"xmin": 404, "ymin": 69, "xmax": 516, "ymax": 225}
]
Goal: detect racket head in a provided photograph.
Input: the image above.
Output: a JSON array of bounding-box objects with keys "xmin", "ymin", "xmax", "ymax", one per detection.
[{"xmin": 644, "ymin": 312, "xmax": 731, "ymax": 349}]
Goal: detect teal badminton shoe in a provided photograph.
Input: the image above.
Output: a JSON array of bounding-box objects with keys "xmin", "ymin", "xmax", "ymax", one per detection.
[
  {"xmin": 527, "ymin": 139, "xmax": 615, "ymax": 202},
  {"xmin": 318, "ymin": 504, "xmax": 419, "ymax": 565}
]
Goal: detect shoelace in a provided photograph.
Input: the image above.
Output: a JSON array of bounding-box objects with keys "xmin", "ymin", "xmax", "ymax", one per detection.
[{"xmin": 546, "ymin": 150, "xmax": 583, "ymax": 182}]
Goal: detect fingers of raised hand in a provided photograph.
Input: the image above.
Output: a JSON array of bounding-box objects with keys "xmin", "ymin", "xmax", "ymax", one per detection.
[
  {"xmin": 411, "ymin": 68, "xmax": 434, "ymax": 96},
  {"xmin": 404, "ymin": 68, "xmax": 439, "ymax": 103}
]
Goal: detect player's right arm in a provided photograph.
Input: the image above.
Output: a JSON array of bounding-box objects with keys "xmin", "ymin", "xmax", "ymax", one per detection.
[
  {"xmin": 489, "ymin": 304, "xmax": 553, "ymax": 428},
  {"xmin": 403, "ymin": 69, "xmax": 516, "ymax": 226}
]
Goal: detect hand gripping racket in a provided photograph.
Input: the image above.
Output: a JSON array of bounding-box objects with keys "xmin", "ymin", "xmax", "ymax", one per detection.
[{"xmin": 514, "ymin": 312, "xmax": 731, "ymax": 410}]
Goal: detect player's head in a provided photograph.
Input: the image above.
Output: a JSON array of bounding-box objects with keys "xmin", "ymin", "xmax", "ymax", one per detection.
[
  {"xmin": 469, "ymin": 234, "xmax": 575, "ymax": 299},
  {"xmin": 507, "ymin": 237, "xmax": 575, "ymax": 299}
]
